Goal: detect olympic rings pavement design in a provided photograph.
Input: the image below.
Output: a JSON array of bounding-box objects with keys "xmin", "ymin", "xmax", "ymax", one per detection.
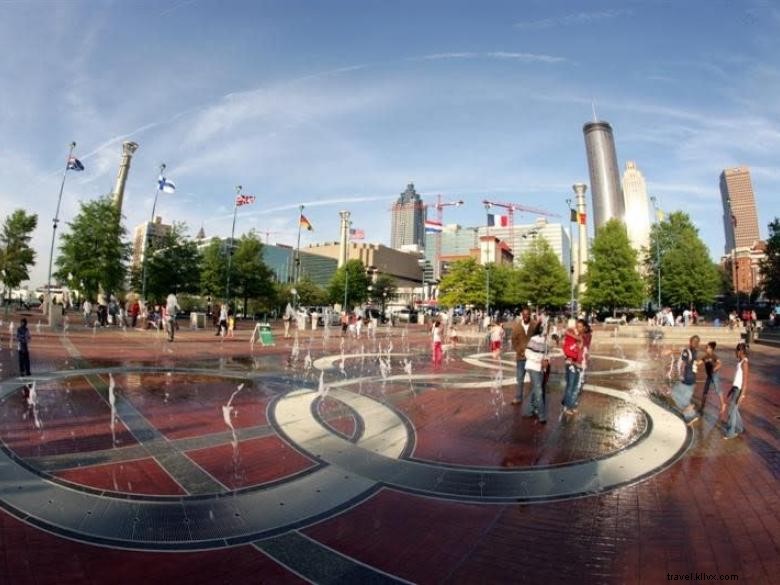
[{"xmin": 0, "ymin": 351, "xmax": 690, "ymax": 551}]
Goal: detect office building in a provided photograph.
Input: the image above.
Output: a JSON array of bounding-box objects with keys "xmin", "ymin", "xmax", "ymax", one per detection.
[
  {"xmin": 622, "ymin": 161, "xmax": 652, "ymax": 252},
  {"xmin": 583, "ymin": 120, "xmax": 624, "ymax": 229},
  {"xmin": 423, "ymin": 224, "xmax": 480, "ymax": 278},
  {"xmin": 720, "ymin": 166, "xmax": 761, "ymax": 254},
  {"xmin": 477, "ymin": 218, "xmax": 571, "ymax": 271},
  {"xmin": 390, "ymin": 183, "xmax": 426, "ymax": 250},
  {"xmin": 132, "ymin": 216, "xmax": 173, "ymax": 269}
]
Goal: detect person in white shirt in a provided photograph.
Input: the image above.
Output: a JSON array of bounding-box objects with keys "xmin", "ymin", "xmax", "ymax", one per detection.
[
  {"xmin": 432, "ymin": 321, "xmax": 443, "ymax": 367},
  {"xmin": 723, "ymin": 343, "xmax": 749, "ymax": 440},
  {"xmin": 522, "ymin": 331, "xmax": 549, "ymax": 423}
]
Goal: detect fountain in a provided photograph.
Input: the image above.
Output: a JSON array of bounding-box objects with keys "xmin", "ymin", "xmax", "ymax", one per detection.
[
  {"xmin": 403, "ymin": 358, "xmax": 413, "ymax": 394},
  {"xmin": 108, "ymin": 373, "xmax": 117, "ymax": 446},
  {"xmin": 291, "ymin": 331, "xmax": 300, "ymax": 362},
  {"xmin": 36, "ymin": 320, "xmax": 42, "ymax": 334},
  {"xmin": 316, "ymin": 370, "xmax": 328, "ymax": 397},
  {"xmin": 304, "ymin": 350, "xmax": 313, "ymax": 372},
  {"xmin": 27, "ymin": 381, "xmax": 42, "ymax": 429},
  {"xmin": 222, "ymin": 384, "xmax": 245, "ymax": 481}
]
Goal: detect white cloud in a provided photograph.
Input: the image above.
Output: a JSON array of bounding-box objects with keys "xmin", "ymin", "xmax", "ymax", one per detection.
[
  {"xmin": 514, "ymin": 9, "xmax": 632, "ymax": 30},
  {"xmin": 418, "ymin": 51, "xmax": 568, "ymax": 64}
]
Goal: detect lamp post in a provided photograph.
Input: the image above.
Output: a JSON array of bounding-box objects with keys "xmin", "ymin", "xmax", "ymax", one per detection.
[
  {"xmin": 650, "ymin": 196, "xmax": 662, "ymax": 309},
  {"xmin": 418, "ymin": 258, "xmax": 426, "ymax": 311},
  {"xmin": 141, "ymin": 163, "xmax": 167, "ymax": 303},
  {"xmin": 566, "ymin": 198, "xmax": 575, "ymax": 312}
]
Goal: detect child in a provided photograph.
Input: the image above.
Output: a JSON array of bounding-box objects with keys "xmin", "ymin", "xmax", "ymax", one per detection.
[
  {"xmin": 671, "ymin": 335, "xmax": 701, "ymax": 424},
  {"xmin": 16, "ymin": 318, "xmax": 31, "ymax": 377},
  {"xmin": 723, "ymin": 343, "xmax": 749, "ymax": 440},
  {"xmin": 700, "ymin": 341, "xmax": 724, "ymax": 418},
  {"xmin": 432, "ymin": 321, "xmax": 443, "ymax": 367},
  {"xmin": 489, "ymin": 321, "xmax": 504, "ymax": 360}
]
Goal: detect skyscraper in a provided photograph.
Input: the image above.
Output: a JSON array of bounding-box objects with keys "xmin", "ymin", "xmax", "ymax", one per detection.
[
  {"xmin": 720, "ymin": 167, "xmax": 760, "ymax": 254},
  {"xmin": 390, "ymin": 183, "xmax": 426, "ymax": 250},
  {"xmin": 583, "ymin": 121, "xmax": 624, "ymax": 229},
  {"xmin": 622, "ymin": 161, "xmax": 651, "ymax": 252}
]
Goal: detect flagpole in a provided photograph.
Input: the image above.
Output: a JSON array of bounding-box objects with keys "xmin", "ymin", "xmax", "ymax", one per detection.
[
  {"xmin": 225, "ymin": 185, "xmax": 242, "ymax": 305},
  {"xmin": 294, "ymin": 204, "xmax": 305, "ymax": 289},
  {"xmin": 45, "ymin": 141, "xmax": 76, "ymax": 318},
  {"xmin": 566, "ymin": 198, "xmax": 574, "ymax": 312},
  {"xmin": 141, "ymin": 163, "xmax": 165, "ymax": 303}
]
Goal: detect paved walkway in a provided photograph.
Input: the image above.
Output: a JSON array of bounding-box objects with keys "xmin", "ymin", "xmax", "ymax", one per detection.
[{"xmin": 0, "ymin": 313, "xmax": 777, "ymax": 584}]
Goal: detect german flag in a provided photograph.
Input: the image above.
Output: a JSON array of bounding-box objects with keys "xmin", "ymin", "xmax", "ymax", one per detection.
[
  {"xmin": 578, "ymin": 212, "xmax": 587, "ymax": 225},
  {"xmin": 299, "ymin": 214, "xmax": 314, "ymax": 231}
]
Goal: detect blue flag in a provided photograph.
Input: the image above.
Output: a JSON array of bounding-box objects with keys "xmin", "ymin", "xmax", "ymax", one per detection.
[
  {"xmin": 157, "ymin": 176, "xmax": 176, "ymax": 194},
  {"xmin": 67, "ymin": 156, "xmax": 85, "ymax": 171}
]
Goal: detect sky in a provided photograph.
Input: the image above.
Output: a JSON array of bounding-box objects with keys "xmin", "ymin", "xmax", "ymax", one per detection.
[{"xmin": 1, "ymin": 0, "xmax": 778, "ymax": 287}]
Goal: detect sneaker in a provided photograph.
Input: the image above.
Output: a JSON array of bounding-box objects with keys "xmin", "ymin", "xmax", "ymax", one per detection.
[
  {"xmin": 511, "ymin": 399, "xmax": 522, "ymax": 405},
  {"xmin": 723, "ymin": 433, "xmax": 737, "ymax": 440},
  {"xmin": 686, "ymin": 415, "xmax": 700, "ymax": 425}
]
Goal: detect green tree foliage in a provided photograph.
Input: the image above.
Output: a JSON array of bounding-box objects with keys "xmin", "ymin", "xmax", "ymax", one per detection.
[
  {"xmin": 277, "ymin": 277, "xmax": 328, "ymax": 308},
  {"xmin": 438, "ymin": 258, "xmax": 489, "ymax": 308},
  {"xmin": 369, "ymin": 274, "xmax": 398, "ymax": 314},
  {"xmin": 199, "ymin": 238, "xmax": 228, "ymax": 300},
  {"xmin": 55, "ymin": 196, "xmax": 129, "ymax": 300},
  {"xmin": 759, "ymin": 218, "xmax": 780, "ymax": 301},
  {"xmin": 644, "ymin": 211, "xmax": 720, "ymax": 308},
  {"xmin": 232, "ymin": 231, "xmax": 275, "ymax": 312},
  {"xmin": 513, "ymin": 236, "xmax": 571, "ymax": 308},
  {"xmin": 328, "ymin": 259, "xmax": 370, "ymax": 308},
  {"xmin": 0, "ymin": 210, "xmax": 38, "ymax": 299},
  {"xmin": 583, "ymin": 219, "xmax": 644, "ymax": 312},
  {"xmin": 137, "ymin": 223, "xmax": 201, "ymax": 302}
]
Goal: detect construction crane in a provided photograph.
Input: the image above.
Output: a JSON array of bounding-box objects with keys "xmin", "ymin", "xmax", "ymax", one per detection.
[
  {"xmin": 426, "ymin": 194, "xmax": 464, "ymax": 283},
  {"xmin": 481, "ymin": 200, "xmax": 560, "ymax": 226}
]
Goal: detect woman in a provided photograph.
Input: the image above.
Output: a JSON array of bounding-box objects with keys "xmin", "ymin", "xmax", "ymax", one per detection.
[
  {"xmin": 723, "ymin": 343, "xmax": 749, "ymax": 440},
  {"xmin": 431, "ymin": 321, "xmax": 443, "ymax": 368}
]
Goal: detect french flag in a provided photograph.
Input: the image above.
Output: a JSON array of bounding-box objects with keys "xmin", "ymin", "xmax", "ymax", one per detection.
[{"xmin": 487, "ymin": 214, "xmax": 509, "ymax": 227}]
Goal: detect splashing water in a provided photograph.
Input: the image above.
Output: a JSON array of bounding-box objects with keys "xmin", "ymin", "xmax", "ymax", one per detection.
[
  {"xmin": 222, "ymin": 383, "xmax": 245, "ymax": 477},
  {"xmin": 339, "ymin": 352, "xmax": 347, "ymax": 377},
  {"xmin": 36, "ymin": 321, "xmax": 42, "ymax": 334},
  {"xmin": 9, "ymin": 321, "xmax": 16, "ymax": 342},
  {"xmin": 317, "ymin": 371, "xmax": 327, "ymax": 397},
  {"xmin": 92, "ymin": 322, "xmax": 98, "ymax": 337},
  {"xmin": 63, "ymin": 320, "xmax": 69, "ymax": 335},
  {"xmin": 304, "ymin": 350, "xmax": 313, "ymax": 372},
  {"xmin": 27, "ymin": 381, "xmax": 42, "ymax": 429},
  {"xmin": 489, "ymin": 368, "xmax": 505, "ymax": 418},
  {"xmin": 403, "ymin": 358, "xmax": 414, "ymax": 394},
  {"xmin": 108, "ymin": 373, "xmax": 117, "ymax": 446},
  {"xmin": 379, "ymin": 357, "xmax": 390, "ymax": 381}
]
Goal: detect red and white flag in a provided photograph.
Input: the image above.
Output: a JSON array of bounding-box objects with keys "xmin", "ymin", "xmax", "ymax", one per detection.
[
  {"xmin": 349, "ymin": 228, "xmax": 365, "ymax": 240},
  {"xmin": 235, "ymin": 194, "xmax": 256, "ymax": 206}
]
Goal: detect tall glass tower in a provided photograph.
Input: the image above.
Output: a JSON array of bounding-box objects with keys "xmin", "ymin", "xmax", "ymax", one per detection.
[{"xmin": 583, "ymin": 121, "xmax": 624, "ymax": 229}]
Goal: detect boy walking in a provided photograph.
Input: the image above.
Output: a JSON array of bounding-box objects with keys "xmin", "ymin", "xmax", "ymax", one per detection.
[{"xmin": 16, "ymin": 318, "xmax": 32, "ymax": 377}]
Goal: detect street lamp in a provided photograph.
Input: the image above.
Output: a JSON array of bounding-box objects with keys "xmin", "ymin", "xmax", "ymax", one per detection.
[
  {"xmin": 417, "ymin": 258, "xmax": 426, "ymax": 310},
  {"xmin": 566, "ymin": 198, "xmax": 575, "ymax": 312},
  {"xmin": 650, "ymin": 196, "xmax": 662, "ymax": 309}
]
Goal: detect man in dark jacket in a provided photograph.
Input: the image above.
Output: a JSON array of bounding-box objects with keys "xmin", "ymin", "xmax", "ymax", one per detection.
[
  {"xmin": 510, "ymin": 307, "xmax": 538, "ymax": 405},
  {"xmin": 16, "ymin": 318, "xmax": 31, "ymax": 376}
]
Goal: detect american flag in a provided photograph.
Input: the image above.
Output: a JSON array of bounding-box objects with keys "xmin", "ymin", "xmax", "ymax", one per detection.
[
  {"xmin": 235, "ymin": 194, "xmax": 256, "ymax": 207},
  {"xmin": 349, "ymin": 228, "xmax": 365, "ymax": 240}
]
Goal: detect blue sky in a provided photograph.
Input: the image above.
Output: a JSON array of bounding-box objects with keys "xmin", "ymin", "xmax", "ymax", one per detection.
[{"xmin": 1, "ymin": 0, "xmax": 778, "ymax": 286}]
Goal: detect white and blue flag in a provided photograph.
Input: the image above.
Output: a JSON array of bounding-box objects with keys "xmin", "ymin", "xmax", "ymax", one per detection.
[{"xmin": 157, "ymin": 175, "xmax": 176, "ymax": 194}]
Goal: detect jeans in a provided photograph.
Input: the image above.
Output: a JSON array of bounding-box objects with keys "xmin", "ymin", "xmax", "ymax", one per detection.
[
  {"xmin": 725, "ymin": 387, "xmax": 743, "ymax": 437},
  {"xmin": 563, "ymin": 363, "xmax": 582, "ymax": 409},
  {"xmin": 18, "ymin": 349, "xmax": 31, "ymax": 376},
  {"xmin": 701, "ymin": 373, "xmax": 721, "ymax": 409},
  {"xmin": 522, "ymin": 369, "xmax": 546, "ymax": 421},
  {"xmin": 672, "ymin": 382, "xmax": 696, "ymax": 421},
  {"xmin": 515, "ymin": 359, "xmax": 527, "ymax": 401}
]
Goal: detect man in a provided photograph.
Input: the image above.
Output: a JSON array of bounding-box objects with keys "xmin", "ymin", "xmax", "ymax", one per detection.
[
  {"xmin": 510, "ymin": 307, "xmax": 538, "ymax": 406},
  {"xmin": 165, "ymin": 293, "xmax": 180, "ymax": 342},
  {"xmin": 16, "ymin": 318, "xmax": 32, "ymax": 377},
  {"xmin": 671, "ymin": 335, "xmax": 701, "ymax": 424}
]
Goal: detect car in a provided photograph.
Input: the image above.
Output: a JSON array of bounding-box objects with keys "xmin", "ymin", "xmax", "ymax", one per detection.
[
  {"xmin": 604, "ymin": 315, "xmax": 628, "ymax": 325},
  {"xmin": 394, "ymin": 308, "xmax": 418, "ymax": 323}
]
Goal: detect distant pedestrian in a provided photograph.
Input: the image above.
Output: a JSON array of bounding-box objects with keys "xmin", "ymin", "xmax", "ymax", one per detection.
[
  {"xmin": 217, "ymin": 304, "xmax": 228, "ymax": 337},
  {"xmin": 82, "ymin": 299, "xmax": 92, "ymax": 327},
  {"xmin": 700, "ymin": 341, "xmax": 724, "ymax": 418},
  {"xmin": 671, "ymin": 335, "xmax": 701, "ymax": 424},
  {"xmin": 723, "ymin": 343, "xmax": 749, "ymax": 440},
  {"xmin": 16, "ymin": 318, "xmax": 31, "ymax": 377}
]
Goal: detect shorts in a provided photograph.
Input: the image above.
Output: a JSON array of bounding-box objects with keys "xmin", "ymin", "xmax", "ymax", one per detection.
[{"xmin": 490, "ymin": 340, "xmax": 502, "ymax": 352}]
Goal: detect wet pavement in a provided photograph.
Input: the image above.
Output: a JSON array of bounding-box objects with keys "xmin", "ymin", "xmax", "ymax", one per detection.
[{"xmin": 0, "ymin": 314, "xmax": 777, "ymax": 584}]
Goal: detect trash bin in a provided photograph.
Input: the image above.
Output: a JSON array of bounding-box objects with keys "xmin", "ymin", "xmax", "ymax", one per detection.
[
  {"xmin": 259, "ymin": 323, "xmax": 275, "ymax": 346},
  {"xmin": 190, "ymin": 312, "xmax": 206, "ymax": 329}
]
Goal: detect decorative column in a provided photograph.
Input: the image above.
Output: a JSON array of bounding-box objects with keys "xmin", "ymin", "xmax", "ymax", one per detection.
[
  {"xmin": 338, "ymin": 210, "xmax": 351, "ymax": 267},
  {"xmin": 573, "ymin": 183, "xmax": 588, "ymax": 294}
]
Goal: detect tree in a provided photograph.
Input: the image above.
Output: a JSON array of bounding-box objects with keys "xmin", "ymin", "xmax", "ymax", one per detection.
[
  {"xmin": 760, "ymin": 218, "xmax": 780, "ymax": 301},
  {"xmin": 369, "ymin": 274, "xmax": 397, "ymax": 315},
  {"xmin": 645, "ymin": 211, "xmax": 720, "ymax": 308},
  {"xmin": 438, "ymin": 258, "xmax": 489, "ymax": 308},
  {"xmin": 200, "ymin": 238, "xmax": 228, "ymax": 300},
  {"xmin": 232, "ymin": 231, "xmax": 275, "ymax": 312},
  {"xmin": 55, "ymin": 196, "xmax": 129, "ymax": 301},
  {"xmin": 583, "ymin": 219, "xmax": 644, "ymax": 313},
  {"xmin": 135, "ymin": 223, "xmax": 201, "ymax": 302},
  {"xmin": 512, "ymin": 236, "xmax": 571, "ymax": 308},
  {"xmin": 328, "ymin": 259, "xmax": 370, "ymax": 308},
  {"xmin": 0, "ymin": 210, "xmax": 38, "ymax": 302}
]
